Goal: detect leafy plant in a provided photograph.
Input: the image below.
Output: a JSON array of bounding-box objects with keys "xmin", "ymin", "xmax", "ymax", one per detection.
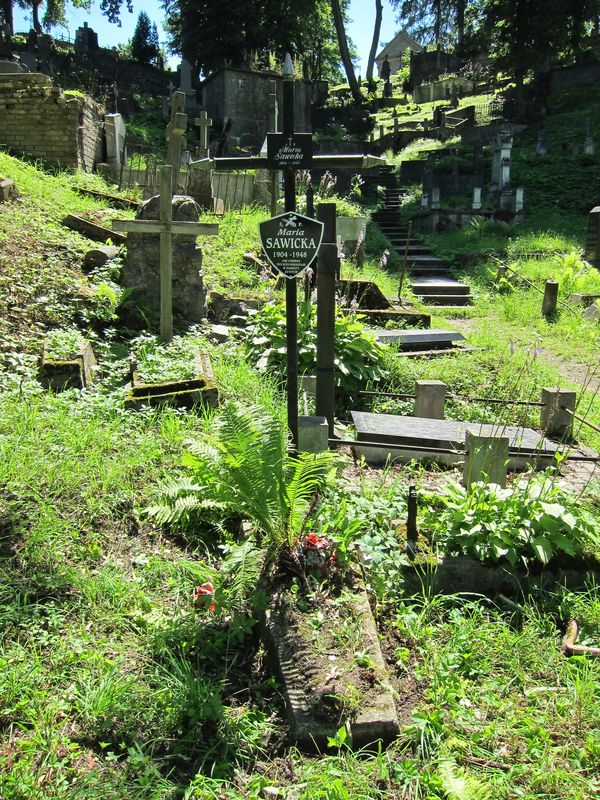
[
  {"xmin": 244, "ymin": 300, "xmax": 388, "ymax": 399},
  {"xmin": 146, "ymin": 401, "xmax": 340, "ymax": 580},
  {"xmin": 423, "ymin": 476, "xmax": 600, "ymax": 565}
]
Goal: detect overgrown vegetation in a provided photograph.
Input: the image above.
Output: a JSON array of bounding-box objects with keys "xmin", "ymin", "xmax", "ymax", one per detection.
[{"xmin": 1, "ymin": 124, "xmax": 599, "ymax": 800}]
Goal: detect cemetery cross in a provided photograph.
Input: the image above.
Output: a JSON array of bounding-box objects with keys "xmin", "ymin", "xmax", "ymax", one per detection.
[
  {"xmin": 166, "ymin": 91, "xmax": 188, "ymax": 193},
  {"xmin": 209, "ymin": 54, "xmax": 384, "ymax": 448},
  {"xmin": 195, "ymin": 110, "xmax": 212, "ymax": 154},
  {"xmin": 112, "ymin": 164, "xmax": 219, "ymax": 342}
]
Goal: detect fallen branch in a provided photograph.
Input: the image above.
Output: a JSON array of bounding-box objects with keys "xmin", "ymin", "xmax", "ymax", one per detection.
[{"xmin": 562, "ymin": 619, "xmax": 600, "ymax": 657}]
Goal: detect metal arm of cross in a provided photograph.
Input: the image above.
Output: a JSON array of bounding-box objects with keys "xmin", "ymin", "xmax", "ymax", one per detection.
[
  {"xmin": 210, "ymin": 154, "xmax": 387, "ymax": 172},
  {"xmin": 112, "ymin": 165, "xmax": 219, "ymax": 343},
  {"xmin": 199, "ymin": 53, "xmax": 387, "ymax": 448}
]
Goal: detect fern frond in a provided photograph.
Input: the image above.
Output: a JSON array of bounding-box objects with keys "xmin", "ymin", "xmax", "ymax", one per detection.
[
  {"xmin": 438, "ymin": 756, "xmax": 493, "ymax": 800},
  {"xmin": 286, "ymin": 451, "xmax": 340, "ymax": 540},
  {"xmin": 221, "ymin": 540, "xmax": 268, "ymax": 610}
]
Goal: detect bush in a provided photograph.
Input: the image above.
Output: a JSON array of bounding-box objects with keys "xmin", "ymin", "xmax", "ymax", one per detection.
[
  {"xmin": 423, "ymin": 475, "xmax": 600, "ymax": 566},
  {"xmin": 244, "ymin": 300, "xmax": 388, "ymax": 398}
]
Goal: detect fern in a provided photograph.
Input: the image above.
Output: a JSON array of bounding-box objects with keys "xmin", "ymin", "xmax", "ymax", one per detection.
[
  {"xmin": 220, "ymin": 540, "xmax": 268, "ymax": 610},
  {"xmin": 148, "ymin": 400, "xmax": 338, "ymax": 542},
  {"xmin": 438, "ymin": 756, "xmax": 493, "ymax": 800}
]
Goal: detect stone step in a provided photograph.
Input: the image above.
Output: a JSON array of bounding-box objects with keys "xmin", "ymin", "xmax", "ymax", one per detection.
[
  {"xmin": 412, "ymin": 293, "xmax": 473, "ymax": 306},
  {"xmin": 407, "ymin": 255, "xmax": 448, "ymax": 267},
  {"xmin": 411, "ymin": 279, "xmax": 470, "ymax": 296}
]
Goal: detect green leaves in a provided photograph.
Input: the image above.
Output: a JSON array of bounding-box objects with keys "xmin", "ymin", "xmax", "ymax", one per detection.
[
  {"xmin": 424, "ymin": 474, "xmax": 598, "ymax": 566},
  {"xmin": 245, "ymin": 301, "xmax": 388, "ymax": 399}
]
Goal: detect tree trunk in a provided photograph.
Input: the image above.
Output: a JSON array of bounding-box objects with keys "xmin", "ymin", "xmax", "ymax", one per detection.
[
  {"xmin": 330, "ymin": 0, "xmax": 362, "ymax": 103},
  {"xmin": 1, "ymin": 0, "xmax": 14, "ymax": 39},
  {"xmin": 32, "ymin": 0, "xmax": 42, "ymax": 33},
  {"xmin": 455, "ymin": 0, "xmax": 465, "ymax": 52},
  {"xmin": 433, "ymin": 0, "xmax": 442, "ymax": 46},
  {"xmin": 366, "ymin": 0, "xmax": 383, "ymax": 83}
]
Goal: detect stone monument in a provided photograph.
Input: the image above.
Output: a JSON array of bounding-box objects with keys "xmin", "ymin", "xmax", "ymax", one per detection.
[{"xmin": 121, "ymin": 194, "xmax": 211, "ymax": 326}]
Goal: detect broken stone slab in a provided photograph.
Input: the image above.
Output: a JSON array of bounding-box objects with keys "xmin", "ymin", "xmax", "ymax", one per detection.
[
  {"xmin": 359, "ymin": 307, "xmax": 431, "ymax": 328},
  {"xmin": 261, "ymin": 579, "xmax": 399, "ymax": 750},
  {"xmin": 401, "ymin": 554, "xmax": 600, "ymax": 597},
  {"xmin": 351, "ymin": 411, "xmax": 558, "ymax": 470},
  {"xmin": 39, "ymin": 338, "xmax": 97, "ymax": 391},
  {"xmin": 125, "ymin": 350, "xmax": 219, "ymax": 410},
  {"xmin": 207, "ymin": 324, "xmax": 231, "ymax": 343},
  {"xmin": 83, "ymin": 245, "xmax": 121, "ymax": 272},
  {"xmin": 337, "ymin": 279, "xmax": 391, "ymax": 310},
  {"xmin": 63, "ymin": 214, "xmax": 127, "ymax": 244},
  {"xmin": 74, "ymin": 187, "xmax": 139, "ymax": 210},
  {"xmin": 0, "ymin": 177, "xmax": 18, "ymax": 202},
  {"xmin": 584, "ymin": 303, "xmax": 600, "ymax": 321},
  {"xmin": 207, "ymin": 292, "xmax": 260, "ymax": 325}
]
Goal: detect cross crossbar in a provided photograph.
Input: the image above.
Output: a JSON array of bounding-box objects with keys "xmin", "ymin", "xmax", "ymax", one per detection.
[
  {"xmin": 113, "ymin": 220, "xmax": 218, "ymax": 236},
  {"xmin": 112, "ymin": 165, "xmax": 218, "ymax": 342}
]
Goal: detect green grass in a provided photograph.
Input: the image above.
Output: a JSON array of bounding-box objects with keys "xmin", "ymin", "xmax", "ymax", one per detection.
[{"xmin": 0, "ymin": 145, "xmax": 599, "ymax": 799}]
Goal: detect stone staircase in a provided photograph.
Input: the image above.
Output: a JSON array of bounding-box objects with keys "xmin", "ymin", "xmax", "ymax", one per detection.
[{"xmin": 371, "ymin": 170, "xmax": 472, "ymax": 307}]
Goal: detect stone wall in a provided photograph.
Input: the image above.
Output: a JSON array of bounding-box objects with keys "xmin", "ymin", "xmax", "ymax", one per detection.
[
  {"xmin": 549, "ymin": 61, "xmax": 600, "ymax": 94},
  {"xmin": 201, "ymin": 67, "xmax": 312, "ymax": 151},
  {"xmin": 0, "ymin": 73, "xmax": 104, "ymax": 171}
]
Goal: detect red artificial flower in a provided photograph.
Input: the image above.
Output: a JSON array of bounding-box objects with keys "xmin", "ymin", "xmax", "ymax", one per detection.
[
  {"xmin": 303, "ymin": 533, "xmax": 330, "ymax": 551},
  {"xmin": 194, "ymin": 582, "xmax": 215, "ymax": 612}
]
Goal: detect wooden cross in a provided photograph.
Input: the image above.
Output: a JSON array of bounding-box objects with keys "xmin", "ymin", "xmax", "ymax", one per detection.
[
  {"xmin": 112, "ymin": 165, "xmax": 219, "ymax": 343},
  {"xmin": 194, "ymin": 110, "xmax": 212, "ymax": 154},
  {"xmin": 166, "ymin": 91, "xmax": 188, "ymax": 193}
]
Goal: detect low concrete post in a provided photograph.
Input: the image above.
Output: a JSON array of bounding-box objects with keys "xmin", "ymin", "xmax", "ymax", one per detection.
[
  {"xmin": 421, "ymin": 192, "xmax": 430, "ymax": 210},
  {"xmin": 414, "ymin": 380, "xmax": 446, "ymax": 419},
  {"xmin": 463, "ymin": 430, "xmax": 509, "ymax": 488},
  {"xmin": 300, "ymin": 374, "xmax": 316, "ymax": 399},
  {"xmin": 298, "ymin": 416, "xmax": 329, "ymax": 453},
  {"xmin": 540, "ymin": 388, "xmax": 576, "ymax": 440},
  {"xmin": 515, "ymin": 187, "xmax": 525, "ymax": 213},
  {"xmin": 431, "ymin": 187, "xmax": 441, "ymax": 210},
  {"xmin": 472, "ymin": 187, "xmax": 482, "ymax": 210},
  {"xmin": 542, "ymin": 280, "xmax": 559, "ymax": 317}
]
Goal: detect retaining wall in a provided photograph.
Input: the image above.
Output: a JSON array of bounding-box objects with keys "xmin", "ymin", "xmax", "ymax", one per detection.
[{"xmin": 0, "ymin": 73, "xmax": 104, "ymax": 171}]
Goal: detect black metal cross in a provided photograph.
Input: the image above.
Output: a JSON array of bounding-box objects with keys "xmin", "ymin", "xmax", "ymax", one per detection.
[{"xmin": 210, "ymin": 54, "xmax": 384, "ymax": 448}]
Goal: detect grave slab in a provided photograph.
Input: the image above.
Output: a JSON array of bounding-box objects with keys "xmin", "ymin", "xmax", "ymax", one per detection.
[
  {"xmin": 370, "ymin": 328, "xmax": 464, "ymax": 349},
  {"xmin": 351, "ymin": 411, "xmax": 558, "ymax": 469},
  {"xmin": 261, "ymin": 581, "xmax": 399, "ymax": 750},
  {"xmin": 63, "ymin": 214, "xmax": 127, "ymax": 244},
  {"xmin": 125, "ymin": 351, "xmax": 219, "ymax": 410},
  {"xmin": 39, "ymin": 339, "xmax": 96, "ymax": 391}
]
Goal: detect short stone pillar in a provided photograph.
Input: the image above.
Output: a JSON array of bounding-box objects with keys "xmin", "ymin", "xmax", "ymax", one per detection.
[
  {"xmin": 298, "ymin": 416, "xmax": 329, "ymax": 453},
  {"xmin": 542, "ymin": 280, "xmax": 559, "ymax": 317},
  {"xmin": 414, "ymin": 380, "xmax": 446, "ymax": 419},
  {"xmin": 122, "ymin": 194, "xmax": 206, "ymax": 323},
  {"xmin": 300, "ymin": 374, "xmax": 317, "ymax": 399},
  {"xmin": 540, "ymin": 388, "xmax": 576, "ymax": 440},
  {"xmin": 515, "ymin": 187, "xmax": 525, "ymax": 213},
  {"xmin": 584, "ymin": 206, "xmax": 600, "ymax": 268},
  {"xmin": 421, "ymin": 191, "xmax": 430, "ymax": 210},
  {"xmin": 431, "ymin": 187, "xmax": 441, "ymax": 210},
  {"xmin": 104, "ymin": 113, "xmax": 126, "ymax": 179},
  {"xmin": 463, "ymin": 430, "xmax": 509, "ymax": 488},
  {"xmin": 472, "ymin": 187, "xmax": 482, "ymax": 210}
]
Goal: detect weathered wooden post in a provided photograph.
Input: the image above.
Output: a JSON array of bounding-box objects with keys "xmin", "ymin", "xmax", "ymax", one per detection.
[
  {"xmin": 542, "ymin": 280, "xmax": 559, "ymax": 317},
  {"xmin": 316, "ymin": 203, "xmax": 339, "ymax": 439}
]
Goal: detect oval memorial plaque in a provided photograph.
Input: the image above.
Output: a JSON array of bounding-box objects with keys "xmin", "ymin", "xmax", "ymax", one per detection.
[{"xmin": 259, "ymin": 211, "xmax": 324, "ymax": 279}]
